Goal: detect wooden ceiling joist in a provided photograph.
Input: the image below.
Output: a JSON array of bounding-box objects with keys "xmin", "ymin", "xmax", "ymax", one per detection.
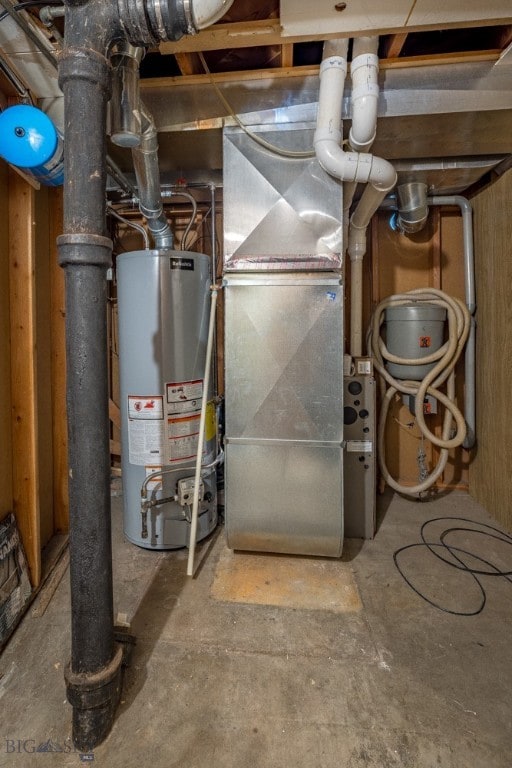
[
  {"xmin": 382, "ymin": 33, "xmax": 409, "ymax": 59},
  {"xmin": 159, "ymin": 17, "xmax": 512, "ymax": 56}
]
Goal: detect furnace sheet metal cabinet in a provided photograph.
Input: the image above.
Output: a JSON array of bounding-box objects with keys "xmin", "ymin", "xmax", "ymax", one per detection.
[{"xmin": 224, "ymin": 273, "xmax": 344, "ymax": 557}]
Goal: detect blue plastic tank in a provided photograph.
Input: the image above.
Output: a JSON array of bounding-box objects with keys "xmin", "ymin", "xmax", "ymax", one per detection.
[{"xmin": 0, "ymin": 104, "xmax": 64, "ymax": 186}]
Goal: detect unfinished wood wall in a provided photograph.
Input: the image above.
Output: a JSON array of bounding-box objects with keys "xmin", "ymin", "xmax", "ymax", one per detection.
[
  {"xmin": 1, "ymin": 164, "xmax": 67, "ymax": 587},
  {"xmin": 368, "ymin": 207, "xmax": 469, "ymax": 491},
  {"xmin": 470, "ymin": 168, "xmax": 512, "ymax": 529},
  {"xmin": 0, "ymin": 163, "xmax": 13, "ymax": 518}
]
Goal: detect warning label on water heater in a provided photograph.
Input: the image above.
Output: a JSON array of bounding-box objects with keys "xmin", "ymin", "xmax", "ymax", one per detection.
[
  {"xmin": 127, "ymin": 395, "xmax": 164, "ymax": 466},
  {"xmin": 166, "ymin": 380, "xmax": 203, "ymax": 415},
  {"xmin": 165, "ymin": 380, "xmax": 204, "ymax": 464}
]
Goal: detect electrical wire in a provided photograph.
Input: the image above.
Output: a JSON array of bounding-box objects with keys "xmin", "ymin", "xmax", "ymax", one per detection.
[
  {"xmin": 394, "ymin": 516, "xmax": 512, "ymax": 616},
  {"xmin": 107, "ymin": 205, "xmax": 149, "ymax": 250},
  {"xmin": 198, "ymin": 51, "xmax": 315, "ymax": 161}
]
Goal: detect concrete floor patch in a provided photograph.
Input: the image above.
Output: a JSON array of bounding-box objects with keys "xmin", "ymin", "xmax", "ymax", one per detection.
[{"xmin": 211, "ymin": 545, "xmax": 362, "ymax": 612}]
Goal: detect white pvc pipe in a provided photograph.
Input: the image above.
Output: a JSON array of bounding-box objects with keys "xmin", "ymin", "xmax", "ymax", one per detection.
[
  {"xmin": 187, "ymin": 286, "xmax": 218, "ymax": 577},
  {"xmin": 349, "ymin": 37, "xmax": 379, "ymax": 153},
  {"xmin": 428, "ymin": 195, "xmax": 475, "ymax": 449},
  {"xmin": 192, "ymin": 0, "xmax": 235, "ymax": 29},
  {"xmin": 350, "ymin": 257, "xmax": 364, "ymax": 356},
  {"xmin": 315, "ymin": 38, "xmax": 396, "ymax": 359}
]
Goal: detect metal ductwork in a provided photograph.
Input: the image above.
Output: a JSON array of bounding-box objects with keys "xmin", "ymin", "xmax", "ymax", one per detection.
[
  {"xmin": 58, "ymin": 0, "xmax": 233, "ymax": 751},
  {"xmin": 395, "ymin": 182, "xmax": 429, "ymax": 234},
  {"xmin": 111, "ymin": 43, "xmax": 173, "ymax": 249}
]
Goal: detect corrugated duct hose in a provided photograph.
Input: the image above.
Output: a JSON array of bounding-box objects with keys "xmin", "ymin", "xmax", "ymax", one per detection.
[{"xmin": 368, "ymin": 288, "xmax": 470, "ymax": 497}]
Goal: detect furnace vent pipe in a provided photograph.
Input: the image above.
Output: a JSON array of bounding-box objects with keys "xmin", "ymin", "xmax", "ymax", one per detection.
[
  {"xmin": 132, "ymin": 108, "xmax": 173, "ymax": 249},
  {"xmin": 348, "ymin": 36, "xmax": 379, "ymax": 154},
  {"xmin": 314, "ymin": 38, "xmax": 396, "ymax": 358},
  {"xmin": 343, "ymin": 36, "xmax": 380, "ymax": 254},
  {"xmin": 111, "ymin": 43, "xmax": 173, "ymax": 249},
  {"xmin": 396, "ymin": 182, "xmax": 429, "ymax": 234}
]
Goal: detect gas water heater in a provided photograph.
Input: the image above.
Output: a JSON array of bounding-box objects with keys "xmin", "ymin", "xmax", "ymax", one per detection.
[{"xmin": 117, "ymin": 250, "xmax": 218, "ymax": 549}]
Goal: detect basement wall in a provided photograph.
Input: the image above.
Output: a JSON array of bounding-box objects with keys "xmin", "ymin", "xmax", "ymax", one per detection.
[
  {"xmin": 470, "ymin": 167, "xmax": 512, "ymax": 530},
  {"xmin": 0, "ymin": 163, "xmax": 67, "ymax": 586},
  {"xmin": 0, "ymin": 162, "xmax": 13, "ymax": 518}
]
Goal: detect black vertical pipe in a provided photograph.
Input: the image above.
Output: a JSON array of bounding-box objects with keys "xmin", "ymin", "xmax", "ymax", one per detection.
[
  {"xmin": 57, "ymin": 0, "xmax": 198, "ymax": 749},
  {"xmin": 58, "ymin": 6, "xmax": 124, "ymax": 749}
]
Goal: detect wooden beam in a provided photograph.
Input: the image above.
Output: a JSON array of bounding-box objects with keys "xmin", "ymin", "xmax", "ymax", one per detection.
[
  {"xmin": 159, "ymin": 17, "xmax": 512, "ymax": 55},
  {"xmin": 174, "ymin": 52, "xmax": 204, "ymax": 76},
  {"xmin": 497, "ymin": 24, "xmax": 512, "ymax": 50},
  {"xmin": 109, "ymin": 439, "xmax": 121, "ymax": 457},
  {"xmin": 49, "ymin": 188, "xmax": 68, "ymax": 534},
  {"xmin": 382, "ymin": 33, "xmax": 408, "ymax": 59},
  {"xmin": 109, "ymin": 398, "xmax": 121, "ymax": 431},
  {"xmin": 9, "ymin": 169, "xmax": 41, "ymax": 587},
  {"xmin": 141, "ymin": 50, "xmax": 501, "ymax": 91},
  {"xmin": 281, "ymin": 43, "xmax": 294, "ymax": 69}
]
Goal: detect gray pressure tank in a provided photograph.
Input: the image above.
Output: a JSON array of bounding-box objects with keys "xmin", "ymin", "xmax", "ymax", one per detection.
[
  {"xmin": 117, "ymin": 250, "xmax": 217, "ymax": 549},
  {"xmin": 385, "ymin": 304, "xmax": 446, "ymax": 381}
]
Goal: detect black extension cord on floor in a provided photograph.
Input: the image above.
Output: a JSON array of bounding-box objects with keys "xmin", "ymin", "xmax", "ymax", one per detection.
[{"xmin": 393, "ymin": 517, "xmax": 512, "ymax": 616}]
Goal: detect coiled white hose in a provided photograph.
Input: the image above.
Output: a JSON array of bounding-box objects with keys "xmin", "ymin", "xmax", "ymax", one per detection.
[{"xmin": 368, "ymin": 288, "xmax": 470, "ymax": 496}]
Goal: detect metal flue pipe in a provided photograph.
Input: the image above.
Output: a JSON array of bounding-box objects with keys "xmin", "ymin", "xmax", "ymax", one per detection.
[
  {"xmin": 58, "ymin": 0, "xmax": 234, "ymax": 751},
  {"xmin": 111, "ymin": 43, "xmax": 173, "ymax": 249}
]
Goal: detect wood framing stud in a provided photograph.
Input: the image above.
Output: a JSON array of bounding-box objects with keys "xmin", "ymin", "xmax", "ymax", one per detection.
[{"xmin": 8, "ymin": 169, "xmax": 41, "ymax": 586}]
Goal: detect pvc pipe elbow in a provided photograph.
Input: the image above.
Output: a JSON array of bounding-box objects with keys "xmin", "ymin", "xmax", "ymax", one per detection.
[
  {"xmin": 369, "ymin": 155, "xmax": 397, "ymax": 192},
  {"xmin": 192, "ymin": 0, "xmax": 235, "ymax": 29},
  {"xmin": 314, "ymin": 138, "xmax": 374, "ymax": 185}
]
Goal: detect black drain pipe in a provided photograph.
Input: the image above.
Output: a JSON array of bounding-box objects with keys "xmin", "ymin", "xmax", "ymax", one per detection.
[
  {"xmin": 58, "ymin": 0, "xmax": 234, "ymax": 752},
  {"xmin": 58, "ymin": 0, "xmax": 123, "ymax": 752}
]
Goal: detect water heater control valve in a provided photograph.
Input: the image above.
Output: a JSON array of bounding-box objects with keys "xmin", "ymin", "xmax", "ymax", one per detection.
[{"xmin": 177, "ymin": 477, "xmax": 204, "ymax": 507}]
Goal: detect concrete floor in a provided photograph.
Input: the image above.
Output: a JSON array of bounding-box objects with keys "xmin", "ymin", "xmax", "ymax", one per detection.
[{"xmin": 1, "ymin": 490, "xmax": 511, "ymax": 767}]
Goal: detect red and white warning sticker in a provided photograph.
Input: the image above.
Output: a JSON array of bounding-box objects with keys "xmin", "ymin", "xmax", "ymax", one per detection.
[
  {"xmin": 127, "ymin": 395, "xmax": 164, "ymax": 466},
  {"xmin": 166, "ymin": 413, "xmax": 201, "ymax": 463},
  {"xmin": 128, "ymin": 395, "xmax": 164, "ymax": 420}
]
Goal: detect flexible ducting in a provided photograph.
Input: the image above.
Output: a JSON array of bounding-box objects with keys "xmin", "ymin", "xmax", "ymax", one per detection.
[{"xmin": 368, "ymin": 288, "xmax": 470, "ymax": 496}]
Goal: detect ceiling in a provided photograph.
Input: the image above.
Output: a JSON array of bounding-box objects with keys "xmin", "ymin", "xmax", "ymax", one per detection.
[
  {"xmin": 1, "ymin": 0, "xmax": 512, "ymax": 194},
  {"xmin": 134, "ymin": 0, "xmax": 512, "ymax": 194}
]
